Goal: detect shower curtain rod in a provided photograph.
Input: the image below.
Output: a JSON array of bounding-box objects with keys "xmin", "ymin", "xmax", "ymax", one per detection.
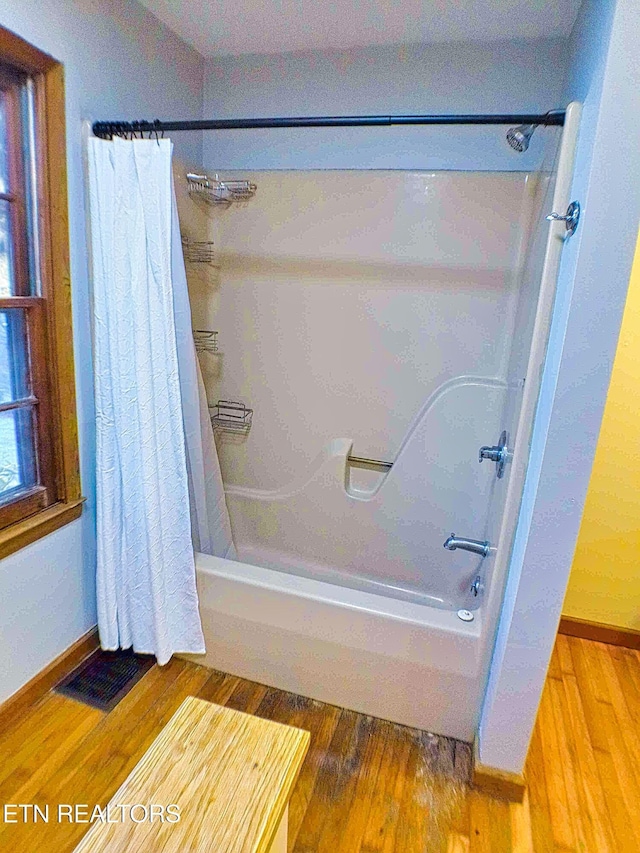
[{"xmin": 92, "ymin": 109, "xmax": 565, "ymax": 139}]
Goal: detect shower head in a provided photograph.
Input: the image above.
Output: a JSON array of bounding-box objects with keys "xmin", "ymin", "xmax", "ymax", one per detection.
[{"xmin": 506, "ymin": 123, "xmax": 536, "ymax": 153}]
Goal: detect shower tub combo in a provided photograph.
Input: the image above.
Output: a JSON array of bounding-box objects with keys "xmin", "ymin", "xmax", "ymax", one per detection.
[{"xmin": 180, "ymin": 105, "xmax": 581, "ymax": 741}]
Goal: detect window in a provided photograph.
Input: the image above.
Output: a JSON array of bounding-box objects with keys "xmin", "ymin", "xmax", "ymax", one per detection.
[{"xmin": 0, "ymin": 29, "xmax": 82, "ymax": 558}]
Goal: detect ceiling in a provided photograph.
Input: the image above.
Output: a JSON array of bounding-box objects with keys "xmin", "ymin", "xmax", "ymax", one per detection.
[{"xmin": 137, "ymin": 0, "xmax": 583, "ymax": 58}]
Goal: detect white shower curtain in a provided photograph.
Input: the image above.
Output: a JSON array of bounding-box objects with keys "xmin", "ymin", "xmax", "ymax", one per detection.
[
  {"xmin": 87, "ymin": 137, "xmax": 233, "ymax": 664},
  {"xmin": 170, "ymin": 191, "xmax": 236, "ymax": 560}
]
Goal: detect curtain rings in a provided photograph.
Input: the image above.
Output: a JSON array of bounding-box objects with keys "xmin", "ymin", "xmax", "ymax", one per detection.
[
  {"xmin": 100, "ymin": 121, "xmax": 165, "ymax": 142},
  {"xmin": 152, "ymin": 120, "xmax": 164, "ymax": 145}
]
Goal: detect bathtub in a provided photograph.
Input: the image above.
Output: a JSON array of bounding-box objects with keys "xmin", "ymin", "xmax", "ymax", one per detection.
[{"xmin": 192, "ymin": 551, "xmax": 483, "ymax": 741}]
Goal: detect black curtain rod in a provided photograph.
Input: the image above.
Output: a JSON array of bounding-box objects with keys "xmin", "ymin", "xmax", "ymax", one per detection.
[{"xmin": 92, "ymin": 110, "xmax": 565, "ymax": 139}]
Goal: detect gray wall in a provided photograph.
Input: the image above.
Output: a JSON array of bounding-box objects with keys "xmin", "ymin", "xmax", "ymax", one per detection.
[
  {"xmin": 480, "ymin": 0, "xmax": 640, "ymax": 773},
  {"xmin": 203, "ymin": 39, "xmax": 568, "ymax": 172},
  {"xmin": 0, "ymin": 0, "xmax": 203, "ymax": 704}
]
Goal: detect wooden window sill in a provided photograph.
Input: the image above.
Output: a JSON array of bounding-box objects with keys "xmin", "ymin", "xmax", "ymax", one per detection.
[{"xmin": 0, "ymin": 498, "xmax": 85, "ymax": 560}]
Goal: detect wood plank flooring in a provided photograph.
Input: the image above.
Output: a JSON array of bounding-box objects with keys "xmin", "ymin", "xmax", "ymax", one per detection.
[{"xmin": 0, "ymin": 634, "xmax": 638, "ymax": 851}]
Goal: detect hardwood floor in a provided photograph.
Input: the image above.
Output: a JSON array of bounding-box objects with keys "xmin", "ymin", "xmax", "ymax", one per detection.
[{"xmin": 0, "ymin": 634, "xmax": 638, "ymax": 851}]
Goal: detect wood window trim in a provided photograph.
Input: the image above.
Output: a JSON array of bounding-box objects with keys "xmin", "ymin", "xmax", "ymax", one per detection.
[{"xmin": 0, "ymin": 28, "xmax": 83, "ymax": 561}]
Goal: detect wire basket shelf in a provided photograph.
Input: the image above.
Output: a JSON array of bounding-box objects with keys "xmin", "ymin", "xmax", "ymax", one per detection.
[
  {"xmin": 210, "ymin": 400, "xmax": 253, "ymax": 434},
  {"xmin": 187, "ymin": 172, "xmax": 257, "ymax": 206},
  {"xmin": 193, "ymin": 330, "xmax": 219, "ymax": 353}
]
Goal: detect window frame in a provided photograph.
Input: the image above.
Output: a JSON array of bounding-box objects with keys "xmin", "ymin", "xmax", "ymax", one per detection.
[{"xmin": 0, "ymin": 27, "xmax": 83, "ymax": 559}]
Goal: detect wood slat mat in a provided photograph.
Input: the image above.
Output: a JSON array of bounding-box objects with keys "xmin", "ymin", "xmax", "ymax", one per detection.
[{"xmin": 72, "ymin": 696, "xmax": 309, "ymax": 853}]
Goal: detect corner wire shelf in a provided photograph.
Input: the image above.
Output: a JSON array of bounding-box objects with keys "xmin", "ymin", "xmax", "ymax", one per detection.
[
  {"xmin": 186, "ymin": 172, "xmax": 257, "ymax": 207},
  {"xmin": 193, "ymin": 330, "xmax": 219, "ymax": 353},
  {"xmin": 182, "ymin": 237, "xmax": 217, "ymax": 265},
  {"xmin": 210, "ymin": 400, "xmax": 253, "ymax": 434}
]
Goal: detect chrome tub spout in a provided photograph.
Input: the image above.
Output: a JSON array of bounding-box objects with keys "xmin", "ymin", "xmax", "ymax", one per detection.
[{"xmin": 443, "ymin": 533, "xmax": 490, "ymax": 558}]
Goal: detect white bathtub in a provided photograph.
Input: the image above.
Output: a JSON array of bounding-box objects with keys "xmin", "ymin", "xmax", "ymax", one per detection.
[{"xmin": 192, "ymin": 552, "xmax": 484, "ymax": 741}]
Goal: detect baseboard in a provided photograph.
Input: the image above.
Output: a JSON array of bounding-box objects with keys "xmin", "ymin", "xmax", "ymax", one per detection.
[
  {"xmin": 472, "ymin": 740, "xmax": 526, "ymax": 802},
  {"xmin": 559, "ymin": 615, "xmax": 640, "ymax": 650},
  {"xmin": 0, "ymin": 626, "xmax": 99, "ymax": 734}
]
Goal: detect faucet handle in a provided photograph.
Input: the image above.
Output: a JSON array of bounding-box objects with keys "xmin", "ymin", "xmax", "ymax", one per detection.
[
  {"xmin": 478, "ymin": 430, "xmax": 509, "ymax": 478},
  {"xmin": 479, "ymin": 446, "xmax": 502, "ymax": 463}
]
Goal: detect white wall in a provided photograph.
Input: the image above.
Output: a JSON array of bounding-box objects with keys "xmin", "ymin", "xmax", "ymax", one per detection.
[
  {"xmin": 479, "ymin": 0, "xmax": 640, "ymax": 774},
  {"xmin": 0, "ymin": 0, "xmax": 203, "ymax": 705},
  {"xmin": 203, "ymin": 39, "xmax": 567, "ymax": 172}
]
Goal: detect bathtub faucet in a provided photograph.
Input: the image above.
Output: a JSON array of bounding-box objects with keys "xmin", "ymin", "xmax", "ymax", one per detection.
[{"xmin": 443, "ymin": 533, "xmax": 490, "ymax": 558}]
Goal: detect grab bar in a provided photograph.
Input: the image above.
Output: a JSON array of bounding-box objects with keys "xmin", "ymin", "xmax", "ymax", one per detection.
[{"xmin": 347, "ymin": 455, "xmax": 393, "ymax": 472}]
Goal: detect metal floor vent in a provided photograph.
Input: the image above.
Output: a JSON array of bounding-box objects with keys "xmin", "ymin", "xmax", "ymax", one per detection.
[{"xmin": 55, "ymin": 648, "xmax": 155, "ymax": 711}]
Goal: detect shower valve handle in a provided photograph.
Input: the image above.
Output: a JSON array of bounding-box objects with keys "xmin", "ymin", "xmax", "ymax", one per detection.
[
  {"xmin": 479, "ymin": 430, "xmax": 509, "ymax": 479},
  {"xmin": 479, "ymin": 446, "xmax": 503, "ymax": 463}
]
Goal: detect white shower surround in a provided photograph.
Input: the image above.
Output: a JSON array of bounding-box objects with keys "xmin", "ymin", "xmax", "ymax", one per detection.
[
  {"xmin": 226, "ymin": 377, "xmax": 508, "ymax": 609},
  {"xmin": 188, "ymin": 169, "xmax": 534, "ymax": 607},
  {"xmin": 181, "ymin": 106, "xmax": 580, "ymax": 738}
]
